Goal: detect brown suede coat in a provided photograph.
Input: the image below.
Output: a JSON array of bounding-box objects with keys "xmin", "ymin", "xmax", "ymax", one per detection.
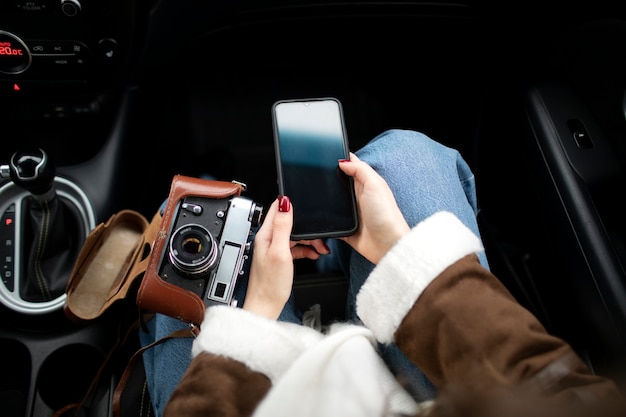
[{"xmin": 165, "ymin": 212, "xmax": 625, "ymax": 417}]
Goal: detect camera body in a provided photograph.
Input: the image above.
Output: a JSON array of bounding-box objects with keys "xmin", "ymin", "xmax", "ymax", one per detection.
[{"xmin": 156, "ymin": 194, "xmax": 262, "ymax": 307}]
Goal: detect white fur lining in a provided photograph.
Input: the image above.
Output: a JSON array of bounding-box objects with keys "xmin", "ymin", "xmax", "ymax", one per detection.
[
  {"xmin": 193, "ymin": 306, "xmax": 323, "ymax": 382},
  {"xmin": 356, "ymin": 211, "xmax": 484, "ymax": 344},
  {"xmin": 252, "ymin": 324, "xmax": 419, "ymax": 417}
]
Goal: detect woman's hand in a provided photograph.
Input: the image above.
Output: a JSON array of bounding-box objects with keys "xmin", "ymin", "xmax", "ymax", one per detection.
[
  {"xmin": 338, "ymin": 153, "xmax": 410, "ymax": 264},
  {"xmin": 243, "ymin": 196, "xmax": 329, "ymax": 319}
]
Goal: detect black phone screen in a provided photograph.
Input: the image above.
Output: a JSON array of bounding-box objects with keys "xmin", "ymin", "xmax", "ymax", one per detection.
[{"xmin": 272, "ymin": 98, "xmax": 358, "ymax": 240}]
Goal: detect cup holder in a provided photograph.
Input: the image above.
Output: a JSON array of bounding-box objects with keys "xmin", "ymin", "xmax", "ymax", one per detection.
[
  {"xmin": 37, "ymin": 343, "xmax": 105, "ymax": 412},
  {"xmin": 0, "ymin": 338, "xmax": 31, "ymax": 417}
]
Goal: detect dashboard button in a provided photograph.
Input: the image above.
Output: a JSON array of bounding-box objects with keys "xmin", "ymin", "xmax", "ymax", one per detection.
[{"xmin": 97, "ymin": 38, "xmax": 119, "ymax": 65}]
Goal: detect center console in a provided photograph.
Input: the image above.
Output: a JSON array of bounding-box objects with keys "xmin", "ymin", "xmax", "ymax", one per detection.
[{"xmin": 0, "ymin": 2, "xmax": 146, "ymax": 416}]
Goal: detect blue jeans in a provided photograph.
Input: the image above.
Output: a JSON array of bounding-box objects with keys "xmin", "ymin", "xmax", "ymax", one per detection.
[{"xmin": 140, "ymin": 129, "xmax": 489, "ymax": 416}]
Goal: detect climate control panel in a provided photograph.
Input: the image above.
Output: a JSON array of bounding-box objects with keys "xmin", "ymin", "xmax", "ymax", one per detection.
[
  {"xmin": 0, "ymin": 0, "xmax": 139, "ymax": 91},
  {"xmin": 0, "ymin": 31, "xmax": 93, "ymax": 76}
]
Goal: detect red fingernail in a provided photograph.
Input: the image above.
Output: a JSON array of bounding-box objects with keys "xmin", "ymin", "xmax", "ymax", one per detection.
[
  {"xmin": 339, "ymin": 159, "xmax": 351, "ymax": 163},
  {"xmin": 278, "ymin": 195, "xmax": 291, "ymax": 212}
]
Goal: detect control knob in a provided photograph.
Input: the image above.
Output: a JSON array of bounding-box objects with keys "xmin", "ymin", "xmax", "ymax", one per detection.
[{"xmin": 60, "ymin": 0, "xmax": 81, "ymax": 17}]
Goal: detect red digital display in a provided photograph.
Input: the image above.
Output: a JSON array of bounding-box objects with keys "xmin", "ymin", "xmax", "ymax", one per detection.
[
  {"xmin": 0, "ymin": 42, "xmax": 24, "ymax": 56},
  {"xmin": 0, "ymin": 31, "xmax": 31, "ymax": 74}
]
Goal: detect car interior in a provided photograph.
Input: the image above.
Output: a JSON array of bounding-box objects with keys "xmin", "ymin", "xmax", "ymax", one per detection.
[{"xmin": 2, "ymin": 1, "xmax": 626, "ymax": 416}]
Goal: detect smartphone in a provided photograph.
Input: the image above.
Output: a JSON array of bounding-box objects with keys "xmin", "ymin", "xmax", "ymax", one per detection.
[{"xmin": 272, "ymin": 97, "xmax": 359, "ymax": 240}]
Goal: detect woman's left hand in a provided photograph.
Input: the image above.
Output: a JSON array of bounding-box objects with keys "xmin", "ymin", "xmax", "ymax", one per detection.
[{"xmin": 243, "ymin": 196, "xmax": 329, "ymax": 319}]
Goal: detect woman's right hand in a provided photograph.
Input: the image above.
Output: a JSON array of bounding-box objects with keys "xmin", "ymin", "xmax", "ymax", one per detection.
[{"xmin": 338, "ymin": 153, "xmax": 410, "ymax": 264}]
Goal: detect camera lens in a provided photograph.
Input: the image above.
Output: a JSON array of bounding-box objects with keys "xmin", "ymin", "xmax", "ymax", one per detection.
[{"xmin": 168, "ymin": 224, "xmax": 218, "ymax": 275}]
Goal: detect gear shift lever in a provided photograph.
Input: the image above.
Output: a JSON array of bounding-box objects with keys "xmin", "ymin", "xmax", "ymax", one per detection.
[
  {"xmin": 7, "ymin": 149, "xmax": 56, "ymax": 200},
  {"xmin": 1, "ymin": 149, "xmax": 86, "ymax": 303}
]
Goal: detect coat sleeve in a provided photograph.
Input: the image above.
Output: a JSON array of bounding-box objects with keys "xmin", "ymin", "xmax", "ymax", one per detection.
[
  {"xmin": 164, "ymin": 304, "xmax": 324, "ymax": 417},
  {"xmin": 397, "ymin": 255, "xmax": 619, "ymax": 397},
  {"xmin": 356, "ymin": 211, "xmax": 624, "ymax": 412},
  {"xmin": 164, "ymin": 352, "xmax": 271, "ymax": 417}
]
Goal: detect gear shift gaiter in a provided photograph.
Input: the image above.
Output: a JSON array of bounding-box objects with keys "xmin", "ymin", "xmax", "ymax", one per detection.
[{"xmin": 8, "ymin": 150, "xmax": 85, "ymax": 302}]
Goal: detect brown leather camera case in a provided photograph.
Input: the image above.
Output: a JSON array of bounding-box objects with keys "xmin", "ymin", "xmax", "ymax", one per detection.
[
  {"xmin": 64, "ymin": 209, "xmax": 161, "ymax": 323},
  {"xmin": 136, "ymin": 175, "xmax": 246, "ymax": 327}
]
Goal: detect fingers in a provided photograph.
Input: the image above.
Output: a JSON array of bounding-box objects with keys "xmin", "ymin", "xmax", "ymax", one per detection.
[
  {"xmin": 290, "ymin": 238, "xmax": 330, "ymax": 259},
  {"xmin": 338, "ymin": 152, "xmax": 379, "ymax": 185},
  {"xmin": 258, "ymin": 196, "xmax": 331, "ymax": 261},
  {"xmin": 290, "ymin": 245, "xmax": 319, "ymax": 260},
  {"xmin": 338, "ymin": 152, "xmax": 359, "ymax": 177},
  {"xmin": 256, "ymin": 196, "xmax": 292, "ymax": 247},
  {"xmin": 290, "ymin": 241, "xmax": 329, "ymax": 260},
  {"xmin": 244, "ymin": 196, "xmax": 295, "ymax": 319},
  {"xmin": 272, "ymin": 195, "xmax": 293, "ymax": 247}
]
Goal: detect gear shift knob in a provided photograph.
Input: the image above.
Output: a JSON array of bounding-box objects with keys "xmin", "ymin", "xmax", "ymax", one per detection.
[{"xmin": 8, "ymin": 148, "xmax": 56, "ymax": 201}]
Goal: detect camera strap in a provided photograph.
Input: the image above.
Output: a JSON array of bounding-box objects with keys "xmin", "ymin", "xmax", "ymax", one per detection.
[
  {"xmin": 52, "ymin": 311, "xmax": 197, "ymax": 417},
  {"xmin": 111, "ymin": 320, "xmax": 198, "ymax": 417}
]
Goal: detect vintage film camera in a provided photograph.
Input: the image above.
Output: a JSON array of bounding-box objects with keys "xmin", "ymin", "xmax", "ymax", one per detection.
[{"xmin": 153, "ymin": 181, "xmax": 263, "ymax": 308}]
